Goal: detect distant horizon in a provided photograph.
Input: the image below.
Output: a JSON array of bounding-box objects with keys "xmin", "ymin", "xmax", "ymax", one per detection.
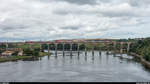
[{"xmin": 0, "ymin": 37, "xmax": 147, "ymax": 42}]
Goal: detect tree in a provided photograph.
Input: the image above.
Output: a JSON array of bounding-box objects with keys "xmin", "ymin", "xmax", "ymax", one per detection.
[
  {"xmin": 12, "ymin": 51, "xmax": 19, "ymax": 56},
  {"xmin": 23, "ymin": 48, "xmax": 33, "ymax": 56},
  {"xmin": 33, "ymin": 48, "xmax": 40, "ymax": 56}
]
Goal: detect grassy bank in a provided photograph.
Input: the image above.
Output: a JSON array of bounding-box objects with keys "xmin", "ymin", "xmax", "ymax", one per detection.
[
  {"xmin": 129, "ymin": 52, "xmax": 150, "ymax": 69},
  {"xmin": 0, "ymin": 56, "xmax": 32, "ymax": 63},
  {"xmin": 0, "ymin": 52, "xmax": 49, "ymax": 63},
  {"xmin": 38, "ymin": 52, "xmax": 49, "ymax": 57}
]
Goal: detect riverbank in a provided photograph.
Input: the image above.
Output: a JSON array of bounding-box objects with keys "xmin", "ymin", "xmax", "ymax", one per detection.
[
  {"xmin": 38, "ymin": 52, "xmax": 49, "ymax": 57},
  {"xmin": 0, "ymin": 52, "xmax": 49, "ymax": 63},
  {"xmin": 0, "ymin": 56, "xmax": 33, "ymax": 63},
  {"xmin": 129, "ymin": 52, "xmax": 150, "ymax": 69}
]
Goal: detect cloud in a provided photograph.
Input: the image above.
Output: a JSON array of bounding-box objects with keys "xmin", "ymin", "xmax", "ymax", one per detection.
[
  {"xmin": 61, "ymin": 26, "xmax": 81, "ymax": 30},
  {"xmin": 32, "ymin": 0, "xmax": 98, "ymax": 5},
  {"xmin": 57, "ymin": 0, "xmax": 98, "ymax": 5},
  {"xmin": 0, "ymin": 0, "xmax": 150, "ymax": 41}
]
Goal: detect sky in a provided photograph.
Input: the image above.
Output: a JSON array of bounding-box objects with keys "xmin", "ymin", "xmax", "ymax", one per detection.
[{"xmin": 0, "ymin": 0, "xmax": 150, "ymax": 42}]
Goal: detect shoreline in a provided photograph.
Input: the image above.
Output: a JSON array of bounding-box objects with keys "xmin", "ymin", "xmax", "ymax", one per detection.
[
  {"xmin": 0, "ymin": 52, "xmax": 49, "ymax": 63},
  {"xmin": 129, "ymin": 52, "xmax": 150, "ymax": 69},
  {"xmin": 0, "ymin": 56, "xmax": 33, "ymax": 63},
  {"xmin": 1, "ymin": 51, "xmax": 150, "ymax": 69}
]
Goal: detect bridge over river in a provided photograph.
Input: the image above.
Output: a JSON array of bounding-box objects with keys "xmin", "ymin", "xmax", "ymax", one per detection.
[
  {"xmin": 0, "ymin": 40, "xmax": 150, "ymax": 82},
  {"xmin": 0, "ymin": 39, "xmax": 132, "ymax": 57}
]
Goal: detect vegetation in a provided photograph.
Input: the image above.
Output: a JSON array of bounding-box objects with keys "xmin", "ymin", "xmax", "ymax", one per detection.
[
  {"xmin": 0, "ymin": 56, "xmax": 32, "ymax": 62},
  {"xmin": 12, "ymin": 51, "xmax": 19, "ymax": 56},
  {"xmin": 130, "ymin": 37, "xmax": 150, "ymax": 62},
  {"xmin": 0, "ymin": 38, "xmax": 150, "ymax": 62},
  {"xmin": 22, "ymin": 44, "xmax": 48, "ymax": 57},
  {"xmin": 0, "ymin": 43, "xmax": 49, "ymax": 63},
  {"xmin": 0, "ymin": 50, "xmax": 2, "ymax": 54}
]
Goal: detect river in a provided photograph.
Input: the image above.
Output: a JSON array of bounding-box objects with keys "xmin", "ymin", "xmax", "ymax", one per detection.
[{"xmin": 0, "ymin": 51, "xmax": 150, "ymax": 82}]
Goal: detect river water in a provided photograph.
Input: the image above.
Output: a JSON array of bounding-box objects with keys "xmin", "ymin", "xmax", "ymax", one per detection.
[{"xmin": 0, "ymin": 51, "xmax": 150, "ymax": 82}]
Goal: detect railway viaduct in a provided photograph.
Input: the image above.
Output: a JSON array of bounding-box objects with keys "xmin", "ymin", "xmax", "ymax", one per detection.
[{"xmin": 0, "ymin": 40, "xmax": 132, "ymax": 56}]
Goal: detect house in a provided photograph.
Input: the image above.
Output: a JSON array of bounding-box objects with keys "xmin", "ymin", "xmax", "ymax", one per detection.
[
  {"xmin": 1, "ymin": 51, "xmax": 14, "ymax": 57},
  {"xmin": 18, "ymin": 51, "xmax": 23, "ymax": 56}
]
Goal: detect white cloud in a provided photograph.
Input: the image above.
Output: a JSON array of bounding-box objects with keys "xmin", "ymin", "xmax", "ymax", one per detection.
[{"xmin": 0, "ymin": 0, "xmax": 150, "ymax": 41}]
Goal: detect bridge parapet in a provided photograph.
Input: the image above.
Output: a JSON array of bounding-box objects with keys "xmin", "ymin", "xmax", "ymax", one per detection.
[{"xmin": 0, "ymin": 41, "xmax": 134, "ymax": 45}]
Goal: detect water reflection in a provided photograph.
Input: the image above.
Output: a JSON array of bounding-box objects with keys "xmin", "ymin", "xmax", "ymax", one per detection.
[
  {"xmin": 106, "ymin": 54, "xmax": 109, "ymax": 64},
  {"xmin": 39, "ymin": 57, "xmax": 42, "ymax": 61},
  {"xmin": 85, "ymin": 56, "xmax": 87, "ymax": 62},
  {"xmin": 47, "ymin": 56, "xmax": 50, "ymax": 60},
  {"xmin": 0, "ymin": 51, "xmax": 150, "ymax": 82},
  {"xmin": 92, "ymin": 56, "xmax": 94, "ymax": 64},
  {"xmin": 99, "ymin": 55, "xmax": 101, "ymax": 61},
  {"xmin": 22, "ymin": 57, "xmax": 39, "ymax": 61},
  {"xmin": 55, "ymin": 55, "xmax": 58, "ymax": 59},
  {"xmin": 77, "ymin": 55, "xmax": 80, "ymax": 60}
]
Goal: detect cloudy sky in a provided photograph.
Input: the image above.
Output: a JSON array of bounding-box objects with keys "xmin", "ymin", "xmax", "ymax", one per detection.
[{"xmin": 0, "ymin": 0, "xmax": 150, "ymax": 41}]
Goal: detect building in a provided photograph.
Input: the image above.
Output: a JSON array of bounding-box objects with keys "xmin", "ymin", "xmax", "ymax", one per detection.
[
  {"xmin": 18, "ymin": 51, "xmax": 23, "ymax": 56},
  {"xmin": 1, "ymin": 51, "xmax": 14, "ymax": 57}
]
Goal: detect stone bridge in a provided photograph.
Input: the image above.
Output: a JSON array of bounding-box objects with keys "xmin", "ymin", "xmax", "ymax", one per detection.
[{"xmin": 0, "ymin": 40, "xmax": 132, "ymax": 56}]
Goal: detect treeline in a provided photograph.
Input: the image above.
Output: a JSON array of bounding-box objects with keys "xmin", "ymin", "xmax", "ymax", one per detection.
[
  {"xmin": 1, "ymin": 38, "xmax": 150, "ymax": 61},
  {"xmin": 21, "ymin": 44, "xmax": 47, "ymax": 57},
  {"xmin": 130, "ymin": 37, "xmax": 150, "ymax": 62},
  {"xmin": 0, "ymin": 44, "xmax": 47, "ymax": 57}
]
